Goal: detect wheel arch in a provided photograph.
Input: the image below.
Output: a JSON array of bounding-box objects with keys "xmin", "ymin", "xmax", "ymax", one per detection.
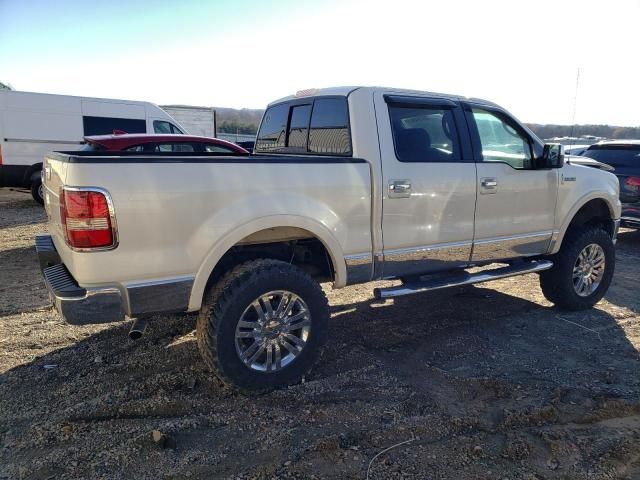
[
  {"xmin": 550, "ymin": 195, "xmax": 618, "ymax": 254},
  {"xmin": 188, "ymin": 216, "xmax": 346, "ymax": 311}
]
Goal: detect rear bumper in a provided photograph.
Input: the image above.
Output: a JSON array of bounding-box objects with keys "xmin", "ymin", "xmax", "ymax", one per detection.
[
  {"xmin": 36, "ymin": 235, "xmax": 124, "ymax": 324},
  {"xmin": 35, "ymin": 235, "xmax": 194, "ymax": 325}
]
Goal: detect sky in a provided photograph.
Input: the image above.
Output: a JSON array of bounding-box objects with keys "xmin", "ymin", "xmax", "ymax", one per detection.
[{"xmin": 1, "ymin": 0, "xmax": 639, "ymax": 126}]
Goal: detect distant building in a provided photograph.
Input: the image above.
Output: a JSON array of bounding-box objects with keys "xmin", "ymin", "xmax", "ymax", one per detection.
[
  {"xmin": 161, "ymin": 105, "xmax": 216, "ymax": 137},
  {"xmin": 161, "ymin": 104, "xmax": 256, "ymax": 143}
]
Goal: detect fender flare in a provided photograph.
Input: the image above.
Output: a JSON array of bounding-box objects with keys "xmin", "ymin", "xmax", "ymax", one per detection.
[
  {"xmin": 187, "ymin": 215, "xmax": 346, "ymax": 311},
  {"xmin": 550, "ymin": 193, "xmax": 618, "ymax": 254}
]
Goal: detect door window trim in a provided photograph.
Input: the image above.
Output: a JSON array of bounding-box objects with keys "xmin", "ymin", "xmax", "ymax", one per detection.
[
  {"xmin": 463, "ymin": 103, "xmax": 537, "ymax": 170},
  {"xmin": 384, "ymin": 95, "xmax": 473, "ymax": 163}
]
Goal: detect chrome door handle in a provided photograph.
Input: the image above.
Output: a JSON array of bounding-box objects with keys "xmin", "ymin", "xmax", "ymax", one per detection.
[
  {"xmin": 389, "ymin": 180, "xmax": 412, "ymax": 198},
  {"xmin": 480, "ymin": 177, "xmax": 498, "ymax": 195}
]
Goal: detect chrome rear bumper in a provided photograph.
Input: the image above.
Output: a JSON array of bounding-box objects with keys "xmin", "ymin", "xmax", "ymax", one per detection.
[
  {"xmin": 35, "ymin": 235, "xmax": 193, "ymax": 325},
  {"xmin": 36, "ymin": 235, "xmax": 124, "ymax": 324}
]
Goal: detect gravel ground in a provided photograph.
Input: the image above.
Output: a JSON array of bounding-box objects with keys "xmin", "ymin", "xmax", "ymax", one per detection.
[{"xmin": 1, "ymin": 188, "xmax": 639, "ymax": 480}]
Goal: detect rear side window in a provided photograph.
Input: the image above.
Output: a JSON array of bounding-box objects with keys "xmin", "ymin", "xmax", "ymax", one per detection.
[
  {"xmin": 389, "ymin": 106, "xmax": 461, "ymax": 162},
  {"xmin": 153, "ymin": 120, "xmax": 183, "ymax": 134},
  {"xmin": 584, "ymin": 145, "xmax": 640, "ymax": 168},
  {"xmin": 83, "ymin": 116, "xmax": 146, "ymax": 136},
  {"xmin": 255, "ymin": 97, "xmax": 351, "ymax": 155}
]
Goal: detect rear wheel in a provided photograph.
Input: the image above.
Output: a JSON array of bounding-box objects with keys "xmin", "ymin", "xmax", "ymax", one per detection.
[
  {"xmin": 196, "ymin": 259, "xmax": 329, "ymax": 392},
  {"xmin": 31, "ymin": 177, "xmax": 44, "ymax": 205},
  {"xmin": 540, "ymin": 226, "xmax": 615, "ymax": 310}
]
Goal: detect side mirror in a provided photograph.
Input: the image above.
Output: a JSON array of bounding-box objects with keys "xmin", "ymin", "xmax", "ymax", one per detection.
[{"xmin": 541, "ymin": 143, "xmax": 564, "ymax": 169}]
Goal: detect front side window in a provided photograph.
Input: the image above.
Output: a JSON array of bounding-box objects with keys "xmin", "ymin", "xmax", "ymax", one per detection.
[
  {"xmin": 389, "ymin": 106, "xmax": 461, "ymax": 162},
  {"xmin": 472, "ymin": 109, "xmax": 532, "ymax": 169},
  {"xmin": 153, "ymin": 120, "xmax": 183, "ymax": 134}
]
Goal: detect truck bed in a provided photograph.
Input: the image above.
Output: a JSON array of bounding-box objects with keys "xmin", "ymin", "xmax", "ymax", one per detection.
[{"xmin": 43, "ymin": 151, "xmax": 373, "ymax": 311}]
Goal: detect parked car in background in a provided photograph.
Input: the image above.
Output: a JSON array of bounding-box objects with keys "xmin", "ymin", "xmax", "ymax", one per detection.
[
  {"xmin": 0, "ymin": 90, "xmax": 185, "ymax": 204},
  {"xmin": 567, "ymin": 155, "xmax": 614, "ymax": 172},
  {"xmin": 37, "ymin": 86, "xmax": 620, "ymax": 392},
  {"xmin": 583, "ymin": 140, "xmax": 640, "ymax": 228},
  {"xmin": 564, "ymin": 144, "xmax": 590, "ymax": 156},
  {"xmin": 83, "ymin": 133, "xmax": 249, "ymax": 154},
  {"xmin": 236, "ymin": 140, "xmax": 256, "ymax": 153}
]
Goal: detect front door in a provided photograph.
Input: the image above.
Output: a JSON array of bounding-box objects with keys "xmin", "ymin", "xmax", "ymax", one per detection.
[
  {"xmin": 377, "ymin": 93, "xmax": 477, "ymax": 279},
  {"xmin": 464, "ymin": 105, "xmax": 558, "ymax": 261}
]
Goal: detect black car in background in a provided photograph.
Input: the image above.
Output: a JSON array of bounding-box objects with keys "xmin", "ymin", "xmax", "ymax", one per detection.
[{"xmin": 583, "ymin": 140, "xmax": 640, "ymax": 228}]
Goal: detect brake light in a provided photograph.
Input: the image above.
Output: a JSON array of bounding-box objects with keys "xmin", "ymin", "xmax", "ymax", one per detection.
[
  {"xmin": 60, "ymin": 188, "xmax": 117, "ymax": 249},
  {"xmin": 626, "ymin": 176, "xmax": 640, "ymax": 187},
  {"xmin": 0, "ymin": 144, "xmax": 3, "ymax": 165}
]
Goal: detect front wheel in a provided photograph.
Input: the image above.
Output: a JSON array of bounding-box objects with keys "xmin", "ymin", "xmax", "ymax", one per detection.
[
  {"xmin": 540, "ymin": 226, "xmax": 615, "ymax": 311},
  {"xmin": 196, "ymin": 259, "xmax": 329, "ymax": 393}
]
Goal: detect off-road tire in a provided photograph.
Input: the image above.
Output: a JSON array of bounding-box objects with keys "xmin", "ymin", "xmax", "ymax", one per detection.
[
  {"xmin": 31, "ymin": 178, "xmax": 44, "ymax": 205},
  {"xmin": 540, "ymin": 226, "xmax": 615, "ymax": 311},
  {"xmin": 196, "ymin": 259, "xmax": 329, "ymax": 393}
]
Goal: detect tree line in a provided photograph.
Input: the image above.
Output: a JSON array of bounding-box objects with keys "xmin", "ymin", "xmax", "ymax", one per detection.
[{"xmin": 527, "ymin": 123, "xmax": 640, "ymax": 140}]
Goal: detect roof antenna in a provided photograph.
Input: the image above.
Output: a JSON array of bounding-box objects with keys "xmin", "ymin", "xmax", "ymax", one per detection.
[{"xmin": 568, "ymin": 67, "xmax": 580, "ymax": 151}]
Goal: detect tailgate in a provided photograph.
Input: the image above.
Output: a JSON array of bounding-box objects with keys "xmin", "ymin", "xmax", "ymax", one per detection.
[{"xmin": 42, "ymin": 153, "xmax": 69, "ymax": 249}]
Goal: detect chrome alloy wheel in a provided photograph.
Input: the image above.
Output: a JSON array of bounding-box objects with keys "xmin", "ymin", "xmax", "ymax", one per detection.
[
  {"xmin": 572, "ymin": 243, "xmax": 606, "ymax": 297},
  {"xmin": 235, "ymin": 291, "xmax": 311, "ymax": 372}
]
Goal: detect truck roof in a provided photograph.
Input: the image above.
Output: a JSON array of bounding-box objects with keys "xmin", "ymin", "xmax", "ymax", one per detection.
[{"xmin": 269, "ymin": 86, "xmax": 499, "ymax": 108}]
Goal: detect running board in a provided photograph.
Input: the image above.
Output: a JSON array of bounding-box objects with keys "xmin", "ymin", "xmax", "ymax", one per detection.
[{"xmin": 373, "ymin": 260, "xmax": 553, "ymax": 299}]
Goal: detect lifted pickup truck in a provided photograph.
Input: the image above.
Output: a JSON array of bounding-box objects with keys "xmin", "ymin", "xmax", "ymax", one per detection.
[{"xmin": 37, "ymin": 86, "xmax": 621, "ymax": 392}]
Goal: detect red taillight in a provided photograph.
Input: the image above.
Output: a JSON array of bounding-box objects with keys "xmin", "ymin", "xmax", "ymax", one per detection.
[
  {"xmin": 60, "ymin": 188, "xmax": 116, "ymax": 249},
  {"xmin": 0, "ymin": 144, "xmax": 3, "ymax": 165},
  {"xmin": 626, "ymin": 176, "xmax": 640, "ymax": 187}
]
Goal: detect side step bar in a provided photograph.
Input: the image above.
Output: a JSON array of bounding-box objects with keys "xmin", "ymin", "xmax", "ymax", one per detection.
[{"xmin": 373, "ymin": 260, "xmax": 553, "ymax": 299}]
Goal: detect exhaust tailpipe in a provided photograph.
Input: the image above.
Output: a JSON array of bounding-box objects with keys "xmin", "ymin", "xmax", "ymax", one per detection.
[{"xmin": 129, "ymin": 318, "xmax": 147, "ymax": 340}]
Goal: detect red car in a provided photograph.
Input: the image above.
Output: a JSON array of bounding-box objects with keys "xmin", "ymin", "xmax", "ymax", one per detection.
[{"xmin": 82, "ymin": 133, "xmax": 249, "ymax": 154}]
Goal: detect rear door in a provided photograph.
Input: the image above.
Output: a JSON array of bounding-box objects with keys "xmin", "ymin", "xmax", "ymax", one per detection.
[
  {"xmin": 464, "ymin": 103, "xmax": 558, "ymax": 261},
  {"xmin": 376, "ymin": 93, "xmax": 477, "ymax": 278}
]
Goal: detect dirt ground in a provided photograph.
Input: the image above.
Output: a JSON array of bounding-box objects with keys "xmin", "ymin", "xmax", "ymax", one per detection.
[{"xmin": 1, "ymin": 188, "xmax": 639, "ymax": 480}]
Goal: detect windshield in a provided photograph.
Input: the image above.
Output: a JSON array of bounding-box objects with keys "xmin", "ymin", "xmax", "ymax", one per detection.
[{"xmin": 584, "ymin": 145, "xmax": 640, "ymax": 168}]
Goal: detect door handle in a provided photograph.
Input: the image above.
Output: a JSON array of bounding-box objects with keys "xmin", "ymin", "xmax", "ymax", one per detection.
[
  {"xmin": 389, "ymin": 180, "xmax": 412, "ymax": 198},
  {"xmin": 480, "ymin": 177, "xmax": 498, "ymax": 194}
]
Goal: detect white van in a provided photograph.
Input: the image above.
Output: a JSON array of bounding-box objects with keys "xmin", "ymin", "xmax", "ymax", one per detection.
[{"xmin": 0, "ymin": 90, "xmax": 185, "ymax": 204}]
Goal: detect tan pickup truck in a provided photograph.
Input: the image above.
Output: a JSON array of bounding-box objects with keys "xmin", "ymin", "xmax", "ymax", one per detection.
[{"xmin": 37, "ymin": 86, "xmax": 621, "ymax": 392}]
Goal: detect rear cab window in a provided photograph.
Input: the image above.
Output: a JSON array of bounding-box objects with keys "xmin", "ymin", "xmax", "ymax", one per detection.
[{"xmin": 255, "ymin": 97, "xmax": 351, "ymax": 155}]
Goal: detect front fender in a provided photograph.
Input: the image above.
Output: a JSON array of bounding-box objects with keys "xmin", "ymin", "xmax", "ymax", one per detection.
[{"xmin": 550, "ymin": 193, "xmax": 621, "ymax": 255}]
